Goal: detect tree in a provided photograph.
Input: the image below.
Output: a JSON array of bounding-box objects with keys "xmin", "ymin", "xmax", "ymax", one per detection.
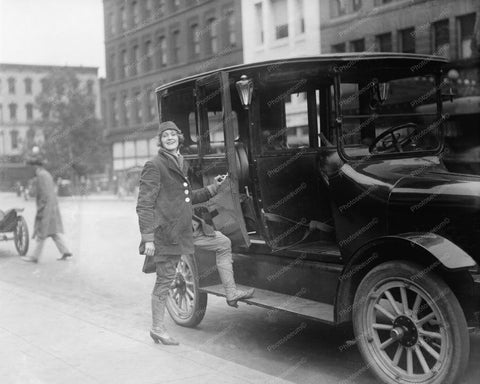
[{"xmin": 35, "ymin": 69, "xmax": 106, "ymax": 180}]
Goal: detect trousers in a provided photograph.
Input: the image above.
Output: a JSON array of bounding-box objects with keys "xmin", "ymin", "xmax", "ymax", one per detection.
[{"xmin": 31, "ymin": 233, "xmax": 71, "ymax": 261}]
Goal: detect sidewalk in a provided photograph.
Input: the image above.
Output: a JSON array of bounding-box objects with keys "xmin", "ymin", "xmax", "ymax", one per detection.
[{"xmin": 0, "ymin": 280, "xmax": 292, "ymax": 384}]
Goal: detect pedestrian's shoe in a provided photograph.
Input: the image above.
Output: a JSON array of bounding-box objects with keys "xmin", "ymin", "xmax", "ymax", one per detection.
[
  {"xmin": 150, "ymin": 329, "xmax": 179, "ymax": 345},
  {"xmin": 217, "ymin": 260, "xmax": 255, "ymax": 308},
  {"xmin": 21, "ymin": 256, "xmax": 38, "ymax": 263},
  {"xmin": 226, "ymin": 288, "xmax": 255, "ymax": 308},
  {"xmin": 57, "ymin": 253, "xmax": 73, "ymax": 261}
]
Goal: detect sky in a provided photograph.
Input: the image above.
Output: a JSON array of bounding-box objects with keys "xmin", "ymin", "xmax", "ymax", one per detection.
[{"xmin": 0, "ymin": 0, "xmax": 105, "ymax": 76}]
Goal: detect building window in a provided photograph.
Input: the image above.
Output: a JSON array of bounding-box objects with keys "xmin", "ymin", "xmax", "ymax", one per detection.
[
  {"xmin": 171, "ymin": 0, "xmax": 180, "ymax": 11},
  {"xmin": 376, "ymin": 32, "xmax": 392, "ymax": 52},
  {"xmin": 255, "ymin": 3, "xmax": 264, "ymax": 45},
  {"xmin": 331, "ymin": 0, "xmax": 346, "ymax": 18},
  {"xmin": 109, "ymin": 53, "xmax": 116, "ymax": 81},
  {"xmin": 457, "ymin": 13, "xmax": 476, "ymax": 59},
  {"xmin": 135, "ymin": 91, "xmax": 142, "ymax": 123},
  {"xmin": 108, "ymin": 11, "xmax": 116, "ymax": 35},
  {"xmin": 26, "ymin": 103, "xmax": 33, "ymax": 120},
  {"xmin": 331, "ymin": 42, "xmax": 346, "ymax": 53},
  {"xmin": 144, "ymin": 0, "xmax": 152, "ymax": 18},
  {"xmin": 295, "ymin": 0, "xmax": 305, "ymax": 35},
  {"xmin": 8, "ymin": 78, "xmax": 15, "ymax": 94},
  {"xmin": 132, "ymin": 45, "xmax": 140, "ymax": 75},
  {"xmin": 111, "ymin": 96, "xmax": 118, "ymax": 127},
  {"xmin": 172, "ymin": 29, "xmax": 180, "ymax": 63},
  {"xmin": 272, "ymin": 0, "xmax": 288, "ymax": 39},
  {"xmin": 353, "ymin": 0, "xmax": 362, "ymax": 12},
  {"xmin": 145, "ymin": 40, "xmax": 153, "ymax": 71},
  {"xmin": 122, "ymin": 94, "xmax": 130, "ymax": 126},
  {"xmin": 121, "ymin": 49, "xmax": 128, "ymax": 78},
  {"xmin": 207, "ymin": 18, "xmax": 218, "ymax": 54},
  {"xmin": 9, "ymin": 103, "xmax": 17, "ymax": 120},
  {"xmin": 190, "ymin": 24, "xmax": 200, "ymax": 58},
  {"xmin": 0, "ymin": 104, "xmax": 3, "ymax": 123},
  {"xmin": 120, "ymin": 6, "xmax": 127, "ymax": 31},
  {"xmin": 131, "ymin": 1, "xmax": 139, "ymax": 27},
  {"xmin": 10, "ymin": 130, "xmax": 19, "ymax": 150},
  {"xmin": 433, "ymin": 19, "xmax": 450, "ymax": 57},
  {"xmin": 23, "ymin": 78, "xmax": 32, "ymax": 94},
  {"xmin": 156, "ymin": 0, "xmax": 165, "ymax": 16},
  {"xmin": 149, "ymin": 90, "xmax": 156, "ymax": 120},
  {"xmin": 87, "ymin": 80, "xmax": 94, "ymax": 95},
  {"xmin": 157, "ymin": 36, "xmax": 167, "ymax": 67},
  {"xmin": 226, "ymin": 10, "xmax": 237, "ymax": 46},
  {"xmin": 350, "ymin": 38, "xmax": 365, "ymax": 52},
  {"xmin": 399, "ymin": 27, "xmax": 415, "ymax": 53}
]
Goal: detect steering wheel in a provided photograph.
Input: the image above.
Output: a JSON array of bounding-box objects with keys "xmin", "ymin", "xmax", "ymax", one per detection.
[{"xmin": 369, "ymin": 123, "xmax": 420, "ymax": 153}]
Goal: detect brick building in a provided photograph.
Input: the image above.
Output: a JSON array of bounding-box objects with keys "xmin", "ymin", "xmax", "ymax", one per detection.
[{"xmin": 102, "ymin": 0, "xmax": 243, "ymax": 177}]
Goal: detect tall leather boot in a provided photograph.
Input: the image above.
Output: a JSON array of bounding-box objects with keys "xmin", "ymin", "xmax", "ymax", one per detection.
[
  {"xmin": 217, "ymin": 260, "xmax": 254, "ymax": 308},
  {"xmin": 150, "ymin": 294, "xmax": 179, "ymax": 345}
]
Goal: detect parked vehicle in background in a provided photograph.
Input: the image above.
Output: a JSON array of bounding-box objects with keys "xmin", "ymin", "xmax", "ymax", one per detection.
[{"xmin": 154, "ymin": 53, "xmax": 480, "ymax": 384}]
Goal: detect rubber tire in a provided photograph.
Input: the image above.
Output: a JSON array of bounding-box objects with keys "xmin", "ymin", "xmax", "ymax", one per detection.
[
  {"xmin": 14, "ymin": 216, "xmax": 29, "ymax": 256},
  {"xmin": 167, "ymin": 254, "xmax": 207, "ymax": 328},
  {"xmin": 353, "ymin": 261, "xmax": 469, "ymax": 384}
]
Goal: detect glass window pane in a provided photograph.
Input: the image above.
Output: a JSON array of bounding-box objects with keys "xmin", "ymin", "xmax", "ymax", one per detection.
[
  {"xmin": 124, "ymin": 141, "xmax": 135, "ymax": 157},
  {"xmin": 136, "ymin": 140, "xmax": 148, "ymax": 157}
]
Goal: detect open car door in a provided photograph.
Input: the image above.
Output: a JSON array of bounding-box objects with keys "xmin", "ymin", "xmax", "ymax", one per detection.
[{"xmin": 194, "ymin": 72, "xmax": 250, "ymax": 249}]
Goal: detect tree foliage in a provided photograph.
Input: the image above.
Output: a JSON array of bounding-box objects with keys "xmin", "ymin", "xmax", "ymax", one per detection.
[{"xmin": 35, "ymin": 69, "xmax": 106, "ymax": 178}]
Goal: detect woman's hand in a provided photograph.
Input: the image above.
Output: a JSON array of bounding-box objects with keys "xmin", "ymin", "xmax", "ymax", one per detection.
[{"xmin": 144, "ymin": 241, "xmax": 155, "ymax": 256}]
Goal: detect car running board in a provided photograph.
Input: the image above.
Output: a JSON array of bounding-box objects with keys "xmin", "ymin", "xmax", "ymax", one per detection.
[{"xmin": 200, "ymin": 284, "xmax": 335, "ymax": 324}]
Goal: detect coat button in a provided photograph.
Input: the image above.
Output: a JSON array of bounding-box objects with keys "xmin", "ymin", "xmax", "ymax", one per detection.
[
  {"xmin": 185, "ymin": 197, "xmax": 191, "ymax": 203},
  {"xmin": 184, "ymin": 190, "xmax": 189, "ymax": 195},
  {"xmin": 183, "ymin": 182, "xmax": 188, "ymax": 187}
]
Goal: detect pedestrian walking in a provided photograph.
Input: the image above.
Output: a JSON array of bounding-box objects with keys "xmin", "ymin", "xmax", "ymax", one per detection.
[
  {"xmin": 21, "ymin": 155, "xmax": 72, "ymax": 263},
  {"xmin": 136, "ymin": 121, "xmax": 253, "ymax": 346}
]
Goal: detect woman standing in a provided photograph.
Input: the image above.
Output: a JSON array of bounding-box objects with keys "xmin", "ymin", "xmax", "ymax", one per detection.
[{"xmin": 136, "ymin": 121, "xmax": 253, "ymax": 346}]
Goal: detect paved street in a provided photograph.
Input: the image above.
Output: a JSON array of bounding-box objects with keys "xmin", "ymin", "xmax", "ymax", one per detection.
[{"xmin": 1, "ymin": 192, "xmax": 479, "ymax": 384}]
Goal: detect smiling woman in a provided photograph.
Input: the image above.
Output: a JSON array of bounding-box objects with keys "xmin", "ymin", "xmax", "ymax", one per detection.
[{"xmin": 0, "ymin": 0, "xmax": 105, "ymax": 76}]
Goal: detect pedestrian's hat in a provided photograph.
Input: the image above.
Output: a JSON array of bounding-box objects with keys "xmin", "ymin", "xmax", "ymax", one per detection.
[{"xmin": 158, "ymin": 121, "xmax": 181, "ymax": 136}]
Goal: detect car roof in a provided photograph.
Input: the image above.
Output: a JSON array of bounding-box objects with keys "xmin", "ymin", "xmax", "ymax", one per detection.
[{"xmin": 155, "ymin": 53, "xmax": 448, "ymax": 93}]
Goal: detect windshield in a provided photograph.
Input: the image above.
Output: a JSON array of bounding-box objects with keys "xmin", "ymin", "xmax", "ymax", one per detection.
[{"xmin": 337, "ymin": 74, "xmax": 444, "ymax": 159}]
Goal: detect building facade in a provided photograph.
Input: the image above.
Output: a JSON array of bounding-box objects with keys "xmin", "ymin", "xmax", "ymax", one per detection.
[
  {"xmin": 0, "ymin": 63, "xmax": 100, "ymax": 159},
  {"xmin": 241, "ymin": 0, "xmax": 321, "ymax": 146},
  {"xmin": 321, "ymin": 0, "xmax": 478, "ymax": 60},
  {"xmin": 241, "ymin": 0, "xmax": 320, "ymax": 63},
  {"xmin": 102, "ymin": 0, "xmax": 243, "ymax": 175}
]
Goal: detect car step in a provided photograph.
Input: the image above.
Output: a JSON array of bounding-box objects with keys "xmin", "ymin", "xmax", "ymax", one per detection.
[{"xmin": 200, "ymin": 284, "xmax": 335, "ymax": 324}]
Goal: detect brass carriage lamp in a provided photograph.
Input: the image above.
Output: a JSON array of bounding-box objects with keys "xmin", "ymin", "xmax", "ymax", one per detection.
[{"xmin": 235, "ymin": 75, "xmax": 253, "ymax": 110}]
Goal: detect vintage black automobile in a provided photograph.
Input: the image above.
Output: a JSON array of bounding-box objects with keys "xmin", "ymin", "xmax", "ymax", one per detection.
[{"xmin": 154, "ymin": 53, "xmax": 480, "ymax": 384}]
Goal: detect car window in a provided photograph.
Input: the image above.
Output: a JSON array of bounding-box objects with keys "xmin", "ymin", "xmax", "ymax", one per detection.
[{"xmin": 338, "ymin": 76, "xmax": 442, "ymax": 159}]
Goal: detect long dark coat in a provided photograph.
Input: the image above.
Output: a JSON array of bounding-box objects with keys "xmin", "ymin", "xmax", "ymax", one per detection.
[
  {"xmin": 136, "ymin": 149, "xmax": 214, "ymax": 268},
  {"xmin": 33, "ymin": 168, "xmax": 64, "ymax": 239}
]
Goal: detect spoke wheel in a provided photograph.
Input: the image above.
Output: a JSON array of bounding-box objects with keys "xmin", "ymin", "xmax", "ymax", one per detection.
[
  {"xmin": 14, "ymin": 216, "xmax": 29, "ymax": 256},
  {"xmin": 353, "ymin": 261, "xmax": 469, "ymax": 384},
  {"xmin": 166, "ymin": 254, "xmax": 207, "ymax": 327}
]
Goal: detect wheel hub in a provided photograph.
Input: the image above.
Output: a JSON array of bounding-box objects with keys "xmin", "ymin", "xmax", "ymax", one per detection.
[
  {"xmin": 172, "ymin": 273, "xmax": 186, "ymax": 293},
  {"xmin": 392, "ymin": 315, "xmax": 418, "ymax": 347}
]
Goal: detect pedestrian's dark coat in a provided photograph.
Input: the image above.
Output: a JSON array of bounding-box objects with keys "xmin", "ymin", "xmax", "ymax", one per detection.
[
  {"xmin": 33, "ymin": 168, "xmax": 64, "ymax": 239},
  {"xmin": 136, "ymin": 149, "xmax": 215, "ymax": 268}
]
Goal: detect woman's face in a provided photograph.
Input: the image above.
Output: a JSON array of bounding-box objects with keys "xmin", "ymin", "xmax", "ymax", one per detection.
[{"xmin": 160, "ymin": 129, "xmax": 179, "ymax": 152}]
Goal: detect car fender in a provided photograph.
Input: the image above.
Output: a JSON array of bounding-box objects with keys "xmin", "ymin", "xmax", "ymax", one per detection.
[{"xmin": 335, "ymin": 233, "xmax": 476, "ymax": 324}]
